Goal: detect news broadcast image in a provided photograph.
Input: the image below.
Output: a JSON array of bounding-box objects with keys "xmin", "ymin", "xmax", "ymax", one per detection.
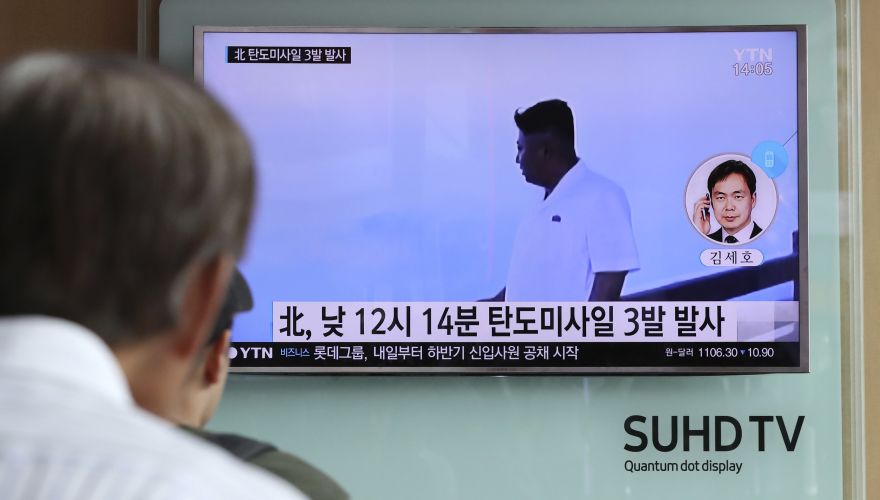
[{"xmin": 200, "ymin": 28, "xmax": 804, "ymax": 373}]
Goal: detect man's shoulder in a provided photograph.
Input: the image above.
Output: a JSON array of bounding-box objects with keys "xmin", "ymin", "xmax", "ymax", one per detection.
[
  {"xmin": 0, "ymin": 398, "xmax": 306, "ymax": 500},
  {"xmin": 185, "ymin": 427, "xmax": 278, "ymax": 461},
  {"xmin": 125, "ymin": 413, "xmax": 308, "ymax": 499},
  {"xmin": 251, "ymin": 448, "xmax": 350, "ymax": 500},
  {"xmin": 547, "ymin": 167, "xmax": 625, "ymax": 210},
  {"xmin": 571, "ymin": 168, "xmax": 630, "ymax": 208},
  {"xmin": 193, "ymin": 428, "xmax": 349, "ymax": 500},
  {"xmin": 751, "ymin": 223, "xmax": 763, "ymax": 238},
  {"xmin": 577, "ymin": 167, "xmax": 623, "ymax": 192},
  {"xmin": 708, "ymin": 228, "xmax": 723, "ymax": 242}
]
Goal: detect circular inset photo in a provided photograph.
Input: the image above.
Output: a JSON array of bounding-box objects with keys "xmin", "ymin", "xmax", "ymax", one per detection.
[{"xmin": 684, "ymin": 153, "xmax": 777, "ymax": 246}]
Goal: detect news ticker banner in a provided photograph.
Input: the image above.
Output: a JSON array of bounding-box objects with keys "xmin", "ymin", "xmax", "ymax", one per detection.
[
  {"xmin": 228, "ymin": 341, "xmax": 798, "ymax": 369},
  {"xmin": 224, "ymin": 301, "xmax": 801, "ymax": 370},
  {"xmin": 271, "ymin": 301, "xmax": 798, "ymax": 343}
]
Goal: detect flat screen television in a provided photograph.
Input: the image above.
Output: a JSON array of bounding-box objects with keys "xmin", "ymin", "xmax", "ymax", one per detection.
[{"xmin": 195, "ymin": 26, "xmax": 807, "ymax": 374}]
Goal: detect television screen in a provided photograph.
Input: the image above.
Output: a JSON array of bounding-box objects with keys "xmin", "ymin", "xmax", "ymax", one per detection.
[{"xmin": 196, "ymin": 26, "xmax": 807, "ymax": 374}]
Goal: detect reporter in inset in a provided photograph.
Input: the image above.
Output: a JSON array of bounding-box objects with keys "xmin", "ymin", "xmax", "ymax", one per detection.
[{"xmin": 692, "ymin": 159, "xmax": 763, "ymax": 245}]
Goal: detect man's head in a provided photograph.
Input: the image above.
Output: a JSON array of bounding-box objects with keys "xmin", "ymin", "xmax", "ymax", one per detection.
[
  {"xmin": 0, "ymin": 53, "xmax": 254, "ymax": 415},
  {"xmin": 514, "ymin": 99, "xmax": 577, "ymax": 188},
  {"xmin": 176, "ymin": 268, "xmax": 253, "ymax": 428},
  {"xmin": 706, "ymin": 160, "xmax": 757, "ymax": 235}
]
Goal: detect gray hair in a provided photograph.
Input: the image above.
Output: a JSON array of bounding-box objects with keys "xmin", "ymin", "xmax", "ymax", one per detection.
[{"xmin": 0, "ymin": 53, "xmax": 254, "ymax": 346}]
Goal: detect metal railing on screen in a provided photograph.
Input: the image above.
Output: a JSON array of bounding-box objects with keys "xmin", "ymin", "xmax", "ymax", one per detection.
[{"xmin": 621, "ymin": 231, "xmax": 799, "ymax": 302}]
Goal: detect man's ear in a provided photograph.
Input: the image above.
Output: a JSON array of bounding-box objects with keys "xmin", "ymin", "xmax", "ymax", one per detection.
[
  {"xmin": 538, "ymin": 138, "xmax": 551, "ymax": 159},
  {"xmin": 171, "ymin": 254, "xmax": 234, "ymax": 361},
  {"xmin": 204, "ymin": 330, "xmax": 232, "ymax": 385}
]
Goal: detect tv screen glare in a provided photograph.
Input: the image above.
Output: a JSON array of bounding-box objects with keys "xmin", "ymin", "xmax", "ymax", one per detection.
[{"xmin": 196, "ymin": 26, "xmax": 807, "ymax": 374}]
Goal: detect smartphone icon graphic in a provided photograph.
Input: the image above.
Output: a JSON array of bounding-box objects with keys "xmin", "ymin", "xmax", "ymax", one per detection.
[{"xmin": 764, "ymin": 150, "xmax": 775, "ymax": 169}]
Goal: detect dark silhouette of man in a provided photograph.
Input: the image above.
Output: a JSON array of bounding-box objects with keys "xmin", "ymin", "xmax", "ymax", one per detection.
[{"xmin": 485, "ymin": 99, "xmax": 639, "ymax": 301}]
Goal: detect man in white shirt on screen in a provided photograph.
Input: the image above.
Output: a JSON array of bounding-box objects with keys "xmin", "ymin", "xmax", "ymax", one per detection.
[
  {"xmin": 0, "ymin": 53, "xmax": 306, "ymax": 500},
  {"xmin": 485, "ymin": 99, "xmax": 639, "ymax": 301}
]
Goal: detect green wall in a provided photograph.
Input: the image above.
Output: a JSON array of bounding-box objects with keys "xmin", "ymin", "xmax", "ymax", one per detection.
[{"xmin": 160, "ymin": 1, "xmax": 842, "ymax": 498}]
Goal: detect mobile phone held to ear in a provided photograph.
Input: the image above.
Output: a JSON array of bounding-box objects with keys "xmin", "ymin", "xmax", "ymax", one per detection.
[{"xmin": 702, "ymin": 193, "xmax": 710, "ymax": 220}]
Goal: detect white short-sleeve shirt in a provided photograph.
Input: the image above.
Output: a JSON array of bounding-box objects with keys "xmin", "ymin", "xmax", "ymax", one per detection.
[
  {"xmin": 505, "ymin": 161, "xmax": 640, "ymax": 301},
  {"xmin": 0, "ymin": 316, "xmax": 307, "ymax": 500}
]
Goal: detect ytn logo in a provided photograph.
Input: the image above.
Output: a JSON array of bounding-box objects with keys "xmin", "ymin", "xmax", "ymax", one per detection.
[
  {"xmin": 227, "ymin": 346, "xmax": 273, "ymax": 360},
  {"xmin": 734, "ymin": 48, "xmax": 773, "ymax": 62}
]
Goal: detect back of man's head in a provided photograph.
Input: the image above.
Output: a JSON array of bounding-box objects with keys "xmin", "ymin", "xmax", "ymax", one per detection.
[
  {"xmin": 514, "ymin": 98, "xmax": 576, "ymax": 146},
  {"xmin": 0, "ymin": 53, "xmax": 254, "ymax": 347}
]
